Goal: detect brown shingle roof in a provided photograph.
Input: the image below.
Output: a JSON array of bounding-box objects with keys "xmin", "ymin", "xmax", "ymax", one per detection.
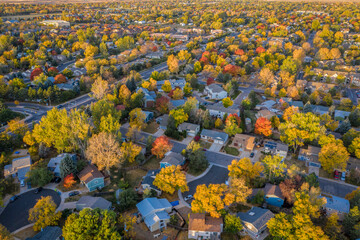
[
  {"xmin": 78, "ymin": 165, "xmax": 104, "ymax": 184},
  {"xmin": 264, "ymin": 183, "xmax": 284, "ymax": 199},
  {"xmin": 188, "ymin": 213, "xmax": 223, "ymax": 233}
]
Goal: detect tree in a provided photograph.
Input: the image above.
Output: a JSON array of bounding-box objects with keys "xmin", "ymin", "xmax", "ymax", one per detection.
[
  {"xmin": 255, "ymin": 117, "xmax": 272, "ymax": 137},
  {"xmin": 99, "ymin": 42, "xmax": 108, "ymax": 58},
  {"xmin": 152, "ymin": 136, "xmax": 173, "ymax": 159},
  {"xmin": 262, "ymin": 155, "xmax": 286, "ymax": 180},
  {"xmin": 349, "ymin": 137, "xmax": 360, "ymax": 158},
  {"xmin": 319, "ymin": 140, "xmax": 349, "ymax": 173},
  {"xmin": 30, "ymin": 68, "xmax": 43, "ymax": 81},
  {"xmin": 312, "ymin": 19, "xmax": 320, "ymax": 30},
  {"xmin": 54, "ymin": 74, "xmax": 67, "ymax": 84},
  {"xmin": 167, "ymin": 54, "xmax": 179, "ymax": 73},
  {"xmin": 228, "ymin": 158, "xmax": 263, "ymax": 184},
  {"xmin": 118, "ymin": 214, "xmax": 136, "ymax": 239},
  {"xmin": 228, "ymin": 177, "xmax": 252, "ymax": 203},
  {"xmin": 85, "ymin": 132, "xmax": 122, "ymax": 171},
  {"xmin": 224, "ymin": 214, "xmax": 243, "ymax": 234},
  {"xmin": 324, "ymin": 213, "xmax": 341, "ymax": 239},
  {"xmin": 120, "ymin": 141, "xmax": 142, "ymax": 163},
  {"xmin": 259, "ymin": 68, "xmax": 275, "ymax": 87},
  {"xmin": 222, "ymin": 97, "xmax": 233, "ymax": 108},
  {"xmin": 26, "ymin": 167, "xmax": 53, "ymax": 187},
  {"xmin": 62, "ymin": 208, "xmax": 121, "ymax": 240},
  {"xmin": 91, "ymin": 77, "xmax": 108, "ymax": 100},
  {"xmin": 161, "ymin": 80, "xmax": 172, "ymax": 93},
  {"xmin": 279, "ymin": 112, "xmax": 325, "ymax": 152},
  {"xmin": 344, "ymin": 206, "xmax": 360, "ymax": 239},
  {"xmin": 28, "ymin": 196, "xmax": 62, "ymax": 231},
  {"xmin": 153, "ymin": 165, "xmax": 188, "ymax": 194},
  {"xmin": 63, "ymin": 173, "xmax": 76, "ymax": 189},
  {"xmin": 99, "ymin": 114, "xmax": 122, "ymax": 140},
  {"xmin": 224, "ymin": 114, "xmax": 242, "ymax": 136},
  {"xmin": 156, "ymin": 96, "xmax": 170, "ymax": 114},
  {"xmin": 349, "ymin": 108, "xmax": 360, "ymax": 127},
  {"xmin": 282, "ymin": 106, "xmax": 299, "ymax": 122},
  {"xmin": 117, "ymin": 189, "xmax": 138, "ymax": 211},
  {"xmin": 169, "ymin": 108, "xmax": 188, "ymax": 127},
  {"xmin": 192, "ymin": 184, "xmax": 233, "ymax": 218},
  {"xmin": 59, "ymin": 155, "xmax": 77, "ymax": 179},
  {"xmin": 118, "ymin": 85, "xmax": 131, "ymax": 106},
  {"xmin": 171, "ymin": 88, "xmax": 184, "ymax": 100},
  {"xmin": 279, "ymin": 175, "xmax": 303, "ymax": 204},
  {"xmin": 338, "ymin": 118, "xmax": 351, "ymax": 134},
  {"xmin": 91, "ymin": 99, "xmax": 120, "ymax": 130},
  {"xmin": 129, "ymin": 108, "xmax": 146, "ymax": 130},
  {"xmin": 303, "ymin": 102, "xmax": 313, "ymax": 113},
  {"xmin": 271, "ymin": 116, "xmax": 280, "ymax": 129},
  {"xmin": 0, "ymin": 224, "xmax": 12, "ymax": 240}
]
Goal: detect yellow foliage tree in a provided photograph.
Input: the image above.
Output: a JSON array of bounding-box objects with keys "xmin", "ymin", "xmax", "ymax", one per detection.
[
  {"xmin": 228, "ymin": 158, "xmax": 263, "ymax": 184},
  {"xmin": 28, "ymin": 196, "xmax": 62, "ymax": 231},
  {"xmin": 120, "ymin": 141, "xmax": 142, "ymax": 163},
  {"xmin": 153, "ymin": 165, "xmax": 188, "ymax": 194}
]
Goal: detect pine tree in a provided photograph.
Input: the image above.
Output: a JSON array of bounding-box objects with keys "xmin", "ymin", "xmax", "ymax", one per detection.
[
  {"xmin": 60, "ymin": 155, "xmax": 77, "ymax": 179},
  {"xmin": 338, "ymin": 118, "xmax": 351, "ymax": 134},
  {"xmin": 303, "ymin": 101, "xmax": 313, "ymax": 113}
]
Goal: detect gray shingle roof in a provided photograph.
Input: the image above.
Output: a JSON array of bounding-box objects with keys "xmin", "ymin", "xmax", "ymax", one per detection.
[
  {"xmin": 160, "ymin": 152, "xmax": 184, "ymax": 166},
  {"xmin": 237, "ymin": 207, "xmax": 274, "ymax": 231},
  {"xmin": 76, "ymin": 196, "xmax": 111, "ymax": 210},
  {"xmin": 200, "ymin": 129, "xmax": 229, "ymax": 142},
  {"xmin": 26, "ymin": 226, "xmax": 62, "ymax": 240}
]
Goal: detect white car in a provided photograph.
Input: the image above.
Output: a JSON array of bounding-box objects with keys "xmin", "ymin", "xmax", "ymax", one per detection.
[{"xmin": 184, "ymin": 195, "xmax": 193, "ymax": 201}]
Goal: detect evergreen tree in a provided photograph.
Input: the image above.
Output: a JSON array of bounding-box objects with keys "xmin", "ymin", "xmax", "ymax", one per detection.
[
  {"xmin": 60, "ymin": 155, "xmax": 77, "ymax": 179},
  {"xmin": 303, "ymin": 101, "xmax": 313, "ymax": 113},
  {"xmin": 349, "ymin": 108, "xmax": 360, "ymax": 127},
  {"xmin": 338, "ymin": 118, "xmax": 351, "ymax": 134},
  {"xmin": 126, "ymin": 79, "xmax": 136, "ymax": 92}
]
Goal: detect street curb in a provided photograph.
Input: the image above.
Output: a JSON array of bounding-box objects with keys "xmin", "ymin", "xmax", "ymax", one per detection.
[
  {"xmin": 187, "ymin": 164, "xmax": 213, "ymax": 183},
  {"xmin": 11, "ymin": 223, "xmax": 34, "ymax": 234}
]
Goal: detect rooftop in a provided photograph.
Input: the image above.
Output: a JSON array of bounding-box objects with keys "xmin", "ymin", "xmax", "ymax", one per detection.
[
  {"xmin": 237, "ymin": 207, "xmax": 274, "ymax": 231},
  {"xmin": 188, "ymin": 213, "xmax": 223, "ymax": 233},
  {"xmin": 78, "ymin": 165, "xmax": 104, "ymax": 184}
]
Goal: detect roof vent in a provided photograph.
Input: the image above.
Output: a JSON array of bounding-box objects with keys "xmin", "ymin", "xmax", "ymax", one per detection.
[{"xmin": 249, "ymin": 212, "xmax": 255, "ymax": 216}]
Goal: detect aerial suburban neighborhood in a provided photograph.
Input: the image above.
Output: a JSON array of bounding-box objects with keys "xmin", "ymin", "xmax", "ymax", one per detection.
[{"xmin": 1, "ymin": 0, "xmax": 360, "ymax": 239}]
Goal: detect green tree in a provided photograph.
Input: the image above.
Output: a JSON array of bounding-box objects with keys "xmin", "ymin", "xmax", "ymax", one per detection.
[
  {"xmin": 222, "ymin": 97, "xmax": 233, "ymax": 108},
  {"xmin": 99, "ymin": 114, "xmax": 122, "ymax": 139},
  {"xmin": 349, "ymin": 108, "xmax": 360, "ymax": 127},
  {"xmin": 91, "ymin": 99, "xmax": 120, "ymax": 130},
  {"xmin": 117, "ymin": 189, "xmax": 138, "ymax": 211},
  {"xmin": 59, "ymin": 155, "xmax": 77, "ymax": 179},
  {"xmin": 224, "ymin": 214, "xmax": 243, "ymax": 234},
  {"xmin": 62, "ymin": 208, "xmax": 121, "ymax": 240},
  {"xmin": 0, "ymin": 224, "xmax": 12, "ymax": 240},
  {"xmin": 26, "ymin": 167, "xmax": 53, "ymax": 187},
  {"xmin": 28, "ymin": 196, "xmax": 62, "ymax": 231}
]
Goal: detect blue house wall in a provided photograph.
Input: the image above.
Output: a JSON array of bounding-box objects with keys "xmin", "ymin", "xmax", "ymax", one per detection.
[
  {"xmin": 86, "ymin": 177, "xmax": 105, "ymax": 192},
  {"xmin": 160, "ymin": 162, "xmax": 172, "ymax": 169},
  {"xmin": 265, "ymin": 196, "xmax": 284, "ymax": 208}
]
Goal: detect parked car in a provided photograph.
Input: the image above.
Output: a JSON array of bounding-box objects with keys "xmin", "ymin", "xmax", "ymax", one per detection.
[
  {"xmin": 184, "ymin": 195, "xmax": 193, "ymax": 201},
  {"xmin": 341, "ymin": 172, "xmax": 346, "ymax": 181},
  {"xmin": 57, "ymin": 104, "xmax": 63, "ymax": 109},
  {"xmin": 10, "ymin": 195, "xmax": 19, "ymax": 202},
  {"xmin": 35, "ymin": 187, "xmax": 43, "ymax": 194},
  {"xmin": 334, "ymin": 170, "xmax": 340, "ymax": 180},
  {"xmin": 250, "ymin": 152, "xmax": 255, "ymax": 158},
  {"xmin": 69, "ymin": 191, "xmax": 80, "ymax": 197},
  {"xmin": 20, "ymin": 179, "xmax": 25, "ymax": 187}
]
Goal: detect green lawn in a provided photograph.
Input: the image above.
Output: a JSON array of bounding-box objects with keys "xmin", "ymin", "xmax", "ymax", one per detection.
[
  {"xmin": 199, "ymin": 140, "xmax": 212, "ymax": 149},
  {"xmin": 125, "ymin": 168, "xmax": 147, "ymax": 188},
  {"xmin": 143, "ymin": 155, "xmax": 161, "ymax": 169},
  {"xmin": 224, "ymin": 146, "xmax": 240, "ymax": 156}
]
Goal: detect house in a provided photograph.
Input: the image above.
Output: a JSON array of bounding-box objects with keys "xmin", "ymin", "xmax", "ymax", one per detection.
[
  {"xmin": 290, "ymin": 101, "xmax": 304, "ymax": 108},
  {"xmin": 143, "ymin": 111, "xmax": 154, "ymax": 123},
  {"xmin": 205, "ymin": 84, "xmax": 227, "ymax": 99},
  {"xmin": 255, "ymin": 100, "xmax": 276, "ymax": 110},
  {"xmin": 230, "ymin": 134, "xmax": 255, "ymax": 151},
  {"xmin": 47, "ymin": 153, "xmax": 77, "ymax": 177},
  {"xmin": 263, "ymin": 183, "xmax": 284, "ymax": 208},
  {"xmin": 188, "ymin": 213, "xmax": 223, "ymax": 240},
  {"xmin": 178, "ymin": 122, "xmax": 200, "ymax": 136},
  {"xmin": 157, "ymin": 79, "xmax": 186, "ymax": 91},
  {"xmin": 26, "ymin": 226, "xmax": 62, "ymax": 240},
  {"xmin": 334, "ymin": 110, "xmax": 351, "ymax": 120},
  {"xmin": 170, "ymin": 99, "xmax": 186, "ymax": 109},
  {"xmin": 78, "ymin": 165, "xmax": 105, "ymax": 192},
  {"xmin": 76, "ymin": 196, "xmax": 112, "ymax": 211},
  {"xmin": 160, "ymin": 152, "xmax": 185, "ymax": 168},
  {"xmin": 157, "ymin": 115, "xmax": 169, "ymax": 130},
  {"xmin": 263, "ymin": 141, "xmax": 288, "ymax": 161},
  {"xmin": 298, "ymin": 145, "xmax": 321, "ymax": 168},
  {"xmin": 321, "ymin": 194, "xmax": 350, "ymax": 220},
  {"xmin": 200, "ymin": 129, "xmax": 229, "ymax": 145},
  {"xmin": 255, "ymin": 109, "xmax": 276, "ymax": 120},
  {"xmin": 136, "ymin": 198, "xmax": 173, "ymax": 232},
  {"xmin": 207, "ymin": 104, "xmax": 240, "ymax": 118},
  {"xmin": 137, "ymin": 87, "xmax": 156, "ymax": 108},
  {"xmin": 237, "ymin": 207, "xmax": 274, "ymax": 239},
  {"xmin": 4, "ymin": 156, "xmax": 32, "ymax": 182},
  {"xmin": 140, "ymin": 169, "xmax": 162, "ymax": 196},
  {"xmin": 311, "ymin": 105, "xmax": 329, "ymax": 115}
]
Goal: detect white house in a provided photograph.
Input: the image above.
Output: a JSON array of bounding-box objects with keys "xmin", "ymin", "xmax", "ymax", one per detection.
[
  {"xmin": 206, "ymin": 104, "xmax": 240, "ymax": 118},
  {"xmin": 205, "ymin": 84, "xmax": 227, "ymax": 99},
  {"xmin": 200, "ymin": 129, "xmax": 229, "ymax": 145},
  {"xmin": 177, "ymin": 122, "xmax": 200, "ymax": 137},
  {"xmin": 188, "ymin": 213, "xmax": 223, "ymax": 240}
]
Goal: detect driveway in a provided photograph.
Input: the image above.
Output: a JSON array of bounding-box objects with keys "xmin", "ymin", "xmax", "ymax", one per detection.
[
  {"xmin": 0, "ymin": 189, "xmax": 61, "ymax": 232},
  {"xmin": 182, "ymin": 165, "xmax": 229, "ymax": 197},
  {"xmin": 209, "ymin": 143, "xmax": 222, "ymax": 152}
]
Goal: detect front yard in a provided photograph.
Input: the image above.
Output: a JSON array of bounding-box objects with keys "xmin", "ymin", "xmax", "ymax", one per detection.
[
  {"xmin": 199, "ymin": 140, "xmax": 212, "ymax": 149},
  {"xmin": 224, "ymin": 146, "xmax": 240, "ymax": 156}
]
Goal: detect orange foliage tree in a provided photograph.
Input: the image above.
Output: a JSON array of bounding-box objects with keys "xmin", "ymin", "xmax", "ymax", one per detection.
[
  {"xmin": 255, "ymin": 117, "xmax": 272, "ymax": 137},
  {"xmin": 54, "ymin": 74, "xmax": 67, "ymax": 84},
  {"xmin": 30, "ymin": 68, "xmax": 43, "ymax": 81},
  {"xmin": 151, "ymin": 136, "xmax": 173, "ymax": 159},
  {"xmin": 63, "ymin": 173, "xmax": 76, "ymax": 189}
]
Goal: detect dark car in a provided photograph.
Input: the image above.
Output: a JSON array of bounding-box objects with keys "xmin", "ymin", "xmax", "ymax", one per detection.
[
  {"xmin": 56, "ymin": 104, "xmax": 63, "ymax": 109},
  {"xmin": 250, "ymin": 152, "xmax": 255, "ymax": 158},
  {"xmin": 69, "ymin": 191, "xmax": 80, "ymax": 197},
  {"xmin": 334, "ymin": 170, "xmax": 340, "ymax": 180},
  {"xmin": 34, "ymin": 187, "xmax": 43, "ymax": 194},
  {"xmin": 10, "ymin": 195, "xmax": 19, "ymax": 202}
]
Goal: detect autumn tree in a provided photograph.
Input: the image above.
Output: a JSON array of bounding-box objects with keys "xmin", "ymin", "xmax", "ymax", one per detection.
[
  {"xmin": 319, "ymin": 140, "xmax": 349, "ymax": 173},
  {"xmin": 222, "ymin": 97, "xmax": 233, "ymax": 108},
  {"xmin": 262, "ymin": 155, "xmax": 286, "ymax": 180},
  {"xmin": 228, "ymin": 158, "xmax": 263, "ymax": 184},
  {"xmin": 28, "ymin": 196, "xmax": 62, "ymax": 231},
  {"xmin": 63, "ymin": 173, "xmax": 76, "ymax": 189},
  {"xmin": 169, "ymin": 108, "xmax": 188, "ymax": 127},
  {"xmin": 129, "ymin": 108, "xmax": 146, "ymax": 130},
  {"xmin": 167, "ymin": 54, "xmax": 179, "ymax": 73},
  {"xmin": 224, "ymin": 114, "xmax": 242, "ymax": 136},
  {"xmin": 118, "ymin": 214, "xmax": 136, "ymax": 239},
  {"xmin": 99, "ymin": 114, "xmax": 122, "ymax": 140},
  {"xmin": 153, "ymin": 165, "xmax": 188, "ymax": 194},
  {"xmin": 91, "ymin": 77, "xmax": 108, "ymax": 100},
  {"xmin": 85, "ymin": 132, "xmax": 122, "ymax": 171},
  {"xmin": 152, "ymin": 136, "xmax": 173, "ymax": 159},
  {"xmin": 192, "ymin": 184, "xmax": 234, "ymax": 218},
  {"xmin": 156, "ymin": 96, "xmax": 170, "ymax": 114},
  {"xmin": 54, "ymin": 74, "xmax": 67, "ymax": 84},
  {"xmin": 282, "ymin": 106, "xmax": 299, "ymax": 122},
  {"xmin": 228, "ymin": 177, "xmax": 252, "ymax": 203},
  {"xmin": 186, "ymin": 141, "xmax": 208, "ymax": 173},
  {"xmin": 63, "ymin": 208, "xmax": 121, "ymax": 240},
  {"xmin": 171, "ymin": 88, "xmax": 184, "ymax": 100},
  {"xmin": 255, "ymin": 117, "xmax": 272, "ymax": 137},
  {"xmin": 120, "ymin": 141, "xmax": 142, "ymax": 163},
  {"xmin": 224, "ymin": 214, "xmax": 243, "ymax": 234},
  {"xmin": 259, "ymin": 68, "xmax": 275, "ymax": 87},
  {"xmin": 161, "ymin": 80, "xmax": 172, "ymax": 93},
  {"xmin": 0, "ymin": 224, "xmax": 12, "ymax": 240}
]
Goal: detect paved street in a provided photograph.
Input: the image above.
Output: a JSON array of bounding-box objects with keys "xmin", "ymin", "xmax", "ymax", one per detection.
[{"xmin": 0, "ymin": 189, "xmax": 61, "ymax": 232}]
